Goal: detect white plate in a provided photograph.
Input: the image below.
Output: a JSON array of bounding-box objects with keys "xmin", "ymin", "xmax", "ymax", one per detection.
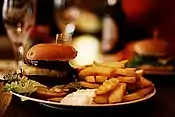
[{"xmin": 10, "ymin": 88, "xmax": 156, "ymax": 107}]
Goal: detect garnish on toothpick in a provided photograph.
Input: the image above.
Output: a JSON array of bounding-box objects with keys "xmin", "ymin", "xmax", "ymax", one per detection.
[
  {"xmin": 55, "ymin": 33, "xmax": 64, "ymax": 44},
  {"xmin": 55, "ymin": 33, "xmax": 72, "ymax": 45}
]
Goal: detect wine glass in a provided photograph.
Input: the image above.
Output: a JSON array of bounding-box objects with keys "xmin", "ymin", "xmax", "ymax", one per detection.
[{"xmin": 2, "ymin": 0, "xmax": 35, "ymax": 70}]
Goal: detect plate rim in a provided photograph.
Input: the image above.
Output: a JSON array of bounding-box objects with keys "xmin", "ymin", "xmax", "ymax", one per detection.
[{"xmin": 10, "ymin": 88, "xmax": 156, "ymax": 107}]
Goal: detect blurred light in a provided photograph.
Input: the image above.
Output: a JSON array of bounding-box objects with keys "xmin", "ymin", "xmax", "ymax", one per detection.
[
  {"xmin": 27, "ymin": 7, "xmax": 33, "ymax": 14},
  {"xmin": 107, "ymin": 0, "xmax": 118, "ymax": 6},
  {"xmin": 65, "ymin": 23, "xmax": 75, "ymax": 35},
  {"xmin": 17, "ymin": 23, "xmax": 22, "ymax": 34},
  {"xmin": 75, "ymin": 11, "xmax": 100, "ymax": 33},
  {"xmin": 71, "ymin": 35, "xmax": 101, "ymax": 66},
  {"xmin": 65, "ymin": 7, "xmax": 80, "ymax": 20},
  {"xmin": 54, "ymin": 0, "xmax": 65, "ymax": 8},
  {"xmin": 2, "ymin": 0, "xmax": 8, "ymax": 19},
  {"xmin": 17, "ymin": 27, "xmax": 22, "ymax": 33}
]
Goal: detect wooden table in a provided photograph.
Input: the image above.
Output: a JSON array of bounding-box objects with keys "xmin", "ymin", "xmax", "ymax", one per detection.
[{"xmin": 1, "ymin": 75, "xmax": 175, "ymax": 117}]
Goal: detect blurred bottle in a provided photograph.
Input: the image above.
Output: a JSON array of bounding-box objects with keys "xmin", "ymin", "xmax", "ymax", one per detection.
[
  {"xmin": 24, "ymin": 0, "xmax": 62, "ymax": 54},
  {"xmin": 37, "ymin": 0, "xmax": 63, "ymax": 37},
  {"xmin": 101, "ymin": 0, "xmax": 126, "ymax": 54}
]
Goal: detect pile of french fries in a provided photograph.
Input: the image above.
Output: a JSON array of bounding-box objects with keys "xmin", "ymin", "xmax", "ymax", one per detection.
[{"xmin": 78, "ymin": 60, "xmax": 154, "ymax": 104}]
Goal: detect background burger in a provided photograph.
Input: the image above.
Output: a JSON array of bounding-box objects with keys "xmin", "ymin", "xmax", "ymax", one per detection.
[
  {"xmin": 22, "ymin": 43, "xmax": 78, "ymax": 87},
  {"xmin": 127, "ymin": 39, "xmax": 174, "ymax": 72}
]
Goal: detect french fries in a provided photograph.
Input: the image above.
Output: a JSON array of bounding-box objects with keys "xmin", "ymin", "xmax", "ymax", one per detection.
[
  {"xmin": 95, "ymin": 78, "xmax": 119, "ymax": 95},
  {"xmin": 123, "ymin": 85, "xmax": 154, "ymax": 102},
  {"xmin": 83, "ymin": 76, "xmax": 108, "ymax": 83},
  {"xmin": 84, "ymin": 76, "xmax": 96, "ymax": 83},
  {"xmin": 93, "ymin": 94, "xmax": 109, "ymax": 104},
  {"xmin": 139, "ymin": 76, "xmax": 153, "ymax": 87},
  {"xmin": 117, "ymin": 76, "xmax": 136, "ymax": 83},
  {"xmin": 79, "ymin": 66, "xmax": 114, "ymax": 77},
  {"xmin": 114, "ymin": 68, "xmax": 136, "ymax": 77},
  {"xmin": 136, "ymin": 69, "xmax": 144, "ymax": 81},
  {"xmin": 95, "ymin": 76, "xmax": 109, "ymax": 83},
  {"xmin": 78, "ymin": 59, "xmax": 155, "ymax": 104},
  {"xmin": 79, "ymin": 81, "xmax": 101, "ymax": 89},
  {"xmin": 108, "ymin": 83, "xmax": 126, "ymax": 104}
]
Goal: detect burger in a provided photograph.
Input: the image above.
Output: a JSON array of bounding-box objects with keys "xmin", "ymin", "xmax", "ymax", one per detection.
[
  {"xmin": 22, "ymin": 43, "xmax": 78, "ymax": 87},
  {"xmin": 127, "ymin": 39, "xmax": 174, "ymax": 72}
]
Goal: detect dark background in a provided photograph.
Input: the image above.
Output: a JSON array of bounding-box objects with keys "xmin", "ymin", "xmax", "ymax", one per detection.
[
  {"xmin": 0, "ymin": 0, "xmax": 175, "ymax": 53},
  {"xmin": 0, "ymin": 0, "xmax": 151, "ymax": 40},
  {"xmin": 0, "ymin": 1, "xmax": 6, "ymax": 35}
]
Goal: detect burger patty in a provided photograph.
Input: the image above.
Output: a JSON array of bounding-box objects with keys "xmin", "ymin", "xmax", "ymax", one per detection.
[
  {"xmin": 24, "ymin": 57, "xmax": 72, "ymax": 71},
  {"xmin": 22, "ymin": 64, "xmax": 77, "ymax": 87}
]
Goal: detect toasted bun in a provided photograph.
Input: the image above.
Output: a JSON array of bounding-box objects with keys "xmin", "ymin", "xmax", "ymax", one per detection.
[
  {"xmin": 134, "ymin": 39, "xmax": 168, "ymax": 57},
  {"xmin": 26, "ymin": 43, "xmax": 77, "ymax": 61}
]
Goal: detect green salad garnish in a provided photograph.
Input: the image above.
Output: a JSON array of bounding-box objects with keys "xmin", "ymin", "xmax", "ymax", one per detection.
[
  {"xmin": 2, "ymin": 70, "xmax": 82, "ymax": 95},
  {"xmin": 3, "ymin": 70, "xmax": 45, "ymax": 94}
]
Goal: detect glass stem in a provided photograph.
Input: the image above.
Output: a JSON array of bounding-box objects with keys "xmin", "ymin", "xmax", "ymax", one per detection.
[{"xmin": 14, "ymin": 43, "xmax": 24, "ymax": 70}]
